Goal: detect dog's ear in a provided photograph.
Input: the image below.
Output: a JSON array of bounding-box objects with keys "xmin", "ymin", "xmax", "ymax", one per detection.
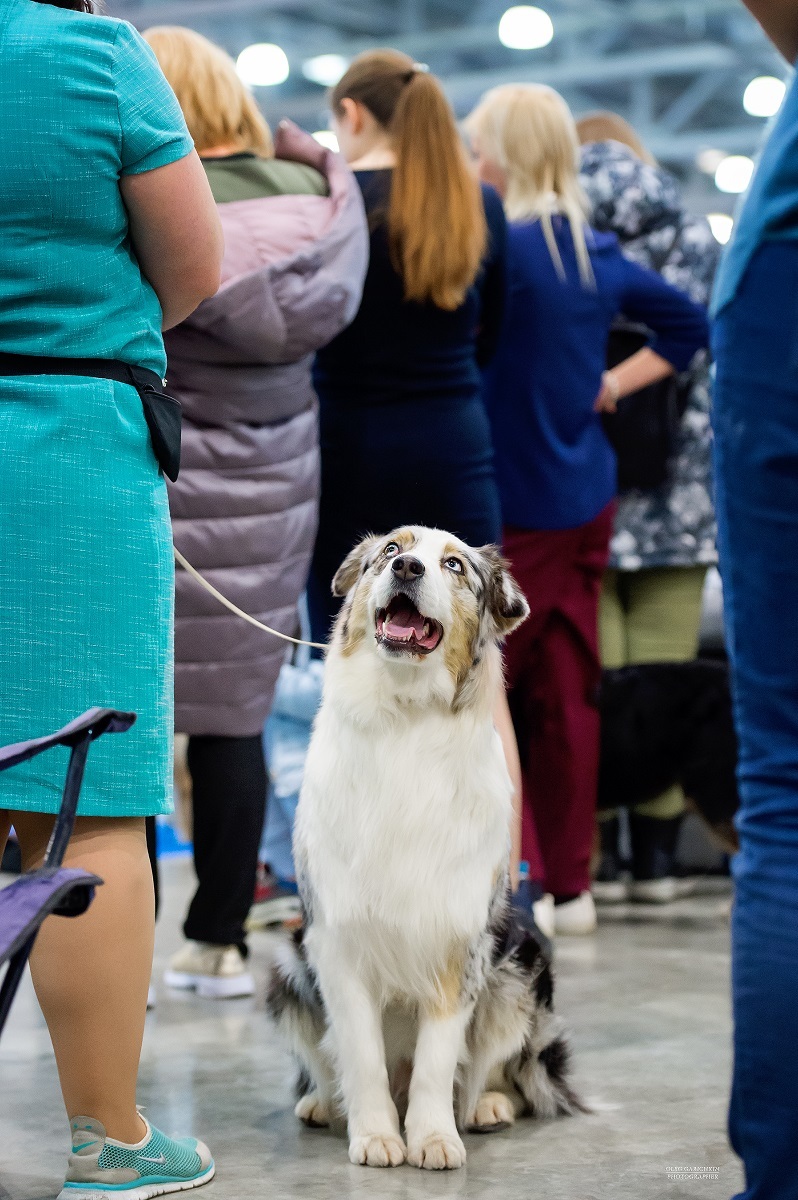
[
  {"xmin": 332, "ymin": 533, "xmax": 382, "ymax": 598},
  {"xmin": 477, "ymin": 546, "xmax": 529, "ymax": 637}
]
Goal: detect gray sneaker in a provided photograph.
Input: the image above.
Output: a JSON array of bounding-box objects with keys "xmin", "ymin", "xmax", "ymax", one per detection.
[{"xmin": 58, "ymin": 1115, "xmax": 214, "ymax": 1199}]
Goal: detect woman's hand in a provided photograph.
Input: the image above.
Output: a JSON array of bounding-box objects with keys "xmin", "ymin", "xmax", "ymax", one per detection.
[
  {"xmin": 595, "ymin": 371, "xmax": 620, "ymax": 413},
  {"xmin": 595, "ymin": 347, "xmax": 676, "ymax": 412}
]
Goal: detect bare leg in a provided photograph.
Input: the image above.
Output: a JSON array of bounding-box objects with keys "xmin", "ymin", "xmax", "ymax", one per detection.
[
  {"xmin": 314, "ymin": 942, "xmax": 405, "ymax": 1167},
  {"xmin": 494, "ymin": 689, "xmax": 522, "ymax": 891},
  {"xmin": 405, "ymin": 1006, "xmax": 471, "ymax": 1170},
  {"xmin": 10, "ymin": 811, "xmax": 153, "ymax": 1144}
]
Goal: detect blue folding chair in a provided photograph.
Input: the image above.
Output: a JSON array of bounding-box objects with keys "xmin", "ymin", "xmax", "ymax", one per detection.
[{"xmin": 0, "ymin": 708, "xmax": 135, "ymax": 1037}]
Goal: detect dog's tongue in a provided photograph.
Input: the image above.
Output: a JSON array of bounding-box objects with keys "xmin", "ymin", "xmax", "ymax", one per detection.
[{"xmin": 385, "ymin": 604, "xmax": 425, "ymax": 639}]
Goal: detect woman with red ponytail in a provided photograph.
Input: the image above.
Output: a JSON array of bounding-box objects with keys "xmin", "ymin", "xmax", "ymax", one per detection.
[{"xmin": 308, "ymin": 50, "xmax": 508, "ymax": 645}]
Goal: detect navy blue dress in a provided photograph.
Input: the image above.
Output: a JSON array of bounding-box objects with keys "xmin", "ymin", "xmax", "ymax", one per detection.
[{"xmin": 309, "ymin": 170, "xmax": 507, "ymax": 642}]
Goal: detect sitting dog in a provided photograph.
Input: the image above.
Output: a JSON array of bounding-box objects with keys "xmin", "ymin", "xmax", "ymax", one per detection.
[
  {"xmin": 599, "ymin": 659, "xmax": 739, "ymax": 852},
  {"xmin": 268, "ymin": 527, "xmax": 584, "ymax": 1170}
]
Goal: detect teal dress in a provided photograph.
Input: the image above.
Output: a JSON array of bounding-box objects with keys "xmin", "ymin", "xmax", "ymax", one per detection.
[{"xmin": 0, "ymin": 0, "xmax": 194, "ymax": 816}]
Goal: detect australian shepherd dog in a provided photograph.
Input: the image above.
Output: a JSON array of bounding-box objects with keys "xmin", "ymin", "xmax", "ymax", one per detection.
[{"xmin": 267, "ymin": 526, "xmax": 584, "ymax": 1171}]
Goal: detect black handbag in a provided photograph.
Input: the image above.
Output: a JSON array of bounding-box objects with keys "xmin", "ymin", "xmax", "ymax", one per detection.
[
  {"xmin": 601, "ymin": 227, "xmax": 690, "ymax": 493},
  {"xmin": 602, "ymin": 323, "xmax": 690, "ymax": 492},
  {"xmin": 0, "ymin": 353, "xmax": 182, "ymax": 480}
]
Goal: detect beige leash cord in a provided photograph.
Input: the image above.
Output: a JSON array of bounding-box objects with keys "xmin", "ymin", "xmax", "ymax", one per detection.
[{"xmin": 173, "ymin": 546, "xmax": 328, "ymax": 652}]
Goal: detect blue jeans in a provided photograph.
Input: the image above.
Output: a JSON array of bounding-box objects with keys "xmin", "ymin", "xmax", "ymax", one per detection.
[{"xmin": 713, "ymin": 241, "xmax": 798, "ymax": 1200}]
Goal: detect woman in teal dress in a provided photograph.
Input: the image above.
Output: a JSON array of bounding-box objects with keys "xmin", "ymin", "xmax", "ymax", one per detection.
[{"xmin": 0, "ymin": 1, "xmax": 222, "ymax": 1195}]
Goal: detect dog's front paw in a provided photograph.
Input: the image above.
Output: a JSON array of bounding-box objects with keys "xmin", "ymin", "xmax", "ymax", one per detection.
[
  {"xmin": 466, "ymin": 1090, "xmax": 516, "ymax": 1133},
  {"xmin": 348, "ymin": 1133, "xmax": 407, "ymax": 1168},
  {"xmin": 407, "ymin": 1132, "xmax": 467, "ymax": 1170},
  {"xmin": 295, "ymin": 1092, "xmax": 331, "ymax": 1128}
]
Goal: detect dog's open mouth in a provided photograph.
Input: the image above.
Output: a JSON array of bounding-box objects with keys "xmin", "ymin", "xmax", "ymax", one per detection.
[{"xmin": 375, "ymin": 594, "xmax": 443, "ymax": 655}]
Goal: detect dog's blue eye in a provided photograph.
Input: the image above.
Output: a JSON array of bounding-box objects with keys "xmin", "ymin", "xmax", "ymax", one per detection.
[
  {"xmin": 384, "ymin": 542, "xmax": 400, "ymax": 557},
  {"xmin": 445, "ymin": 557, "xmax": 464, "ymax": 574}
]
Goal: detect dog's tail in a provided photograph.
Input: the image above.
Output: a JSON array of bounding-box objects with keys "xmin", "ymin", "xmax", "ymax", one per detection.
[
  {"xmin": 460, "ymin": 927, "xmax": 588, "ymax": 1125},
  {"xmin": 508, "ymin": 1016, "xmax": 590, "ymax": 1118},
  {"xmin": 502, "ymin": 918, "xmax": 589, "ymax": 1118},
  {"xmin": 266, "ymin": 928, "xmax": 327, "ymax": 1097}
]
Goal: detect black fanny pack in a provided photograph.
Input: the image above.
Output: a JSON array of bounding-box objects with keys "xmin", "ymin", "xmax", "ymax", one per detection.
[{"xmin": 0, "ymin": 353, "xmax": 182, "ymax": 481}]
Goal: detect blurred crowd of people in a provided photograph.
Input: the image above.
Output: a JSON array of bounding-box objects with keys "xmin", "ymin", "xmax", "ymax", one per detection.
[
  {"xmin": 2, "ymin": 1, "xmax": 797, "ymax": 1198},
  {"xmin": 147, "ymin": 35, "xmax": 711, "ymax": 967}
]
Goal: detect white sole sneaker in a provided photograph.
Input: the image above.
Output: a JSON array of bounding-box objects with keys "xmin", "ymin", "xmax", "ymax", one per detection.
[
  {"xmin": 164, "ymin": 969, "xmax": 255, "ymax": 999},
  {"xmin": 553, "ymin": 891, "xmax": 598, "ymax": 936},
  {"xmin": 592, "ymin": 879, "xmax": 630, "ymax": 904},
  {"xmin": 629, "ymin": 877, "xmax": 696, "ymax": 905},
  {"xmin": 532, "ymin": 893, "xmax": 556, "ymax": 940},
  {"xmin": 59, "ymin": 1163, "xmax": 215, "ymax": 1200}
]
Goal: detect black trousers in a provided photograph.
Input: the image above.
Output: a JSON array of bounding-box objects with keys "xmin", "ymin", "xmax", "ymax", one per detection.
[{"xmin": 181, "ymin": 733, "xmax": 267, "ymax": 953}]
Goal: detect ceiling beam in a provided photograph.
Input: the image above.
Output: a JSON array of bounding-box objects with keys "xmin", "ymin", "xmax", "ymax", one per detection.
[
  {"xmin": 109, "ymin": 0, "xmax": 759, "ymax": 54},
  {"xmin": 440, "ymin": 42, "xmax": 742, "ymax": 106},
  {"xmin": 109, "ymin": 0, "xmax": 310, "ymax": 24},
  {"xmin": 644, "ymin": 123, "xmax": 768, "ymax": 162},
  {"xmin": 294, "ymin": 0, "xmax": 754, "ymax": 62},
  {"xmin": 657, "ymin": 69, "xmax": 730, "ymax": 132}
]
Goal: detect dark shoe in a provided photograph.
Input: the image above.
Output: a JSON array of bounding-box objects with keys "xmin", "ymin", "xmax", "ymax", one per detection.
[
  {"xmin": 592, "ymin": 816, "xmax": 629, "ymax": 904},
  {"xmin": 512, "ymin": 863, "xmax": 555, "ymax": 941},
  {"xmin": 1, "ymin": 835, "xmax": 22, "ymax": 875}
]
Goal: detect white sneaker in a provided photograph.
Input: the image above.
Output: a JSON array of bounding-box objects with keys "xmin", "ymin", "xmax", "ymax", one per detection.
[
  {"xmin": 553, "ymin": 892, "xmax": 597, "ymax": 936},
  {"xmin": 164, "ymin": 942, "xmax": 256, "ymax": 999},
  {"xmin": 532, "ymin": 893, "xmax": 556, "ymax": 940},
  {"xmin": 592, "ymin": 877, "xmax": 630, "ymax": 904},
  {"xmin": 629, "ymin": 876, "xmax": 696, "ymax": 905},
  {"xmin": 146, "ymin": 985, "xmax": 157, "ymax": 1010}
]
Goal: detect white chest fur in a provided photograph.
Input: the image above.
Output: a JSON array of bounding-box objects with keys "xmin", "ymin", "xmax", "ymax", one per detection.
[{"xmin": 295, "ymin": 686, "xmax": 512, "ymax": 1002}]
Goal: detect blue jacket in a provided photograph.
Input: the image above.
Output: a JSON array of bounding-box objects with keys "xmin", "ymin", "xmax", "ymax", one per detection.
[{"xmin": 482, "ymin": 217, "xmax": 710, "ymax": 531}]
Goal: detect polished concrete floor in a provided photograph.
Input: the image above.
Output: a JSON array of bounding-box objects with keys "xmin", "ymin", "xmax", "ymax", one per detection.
[{"xmin": 0, "ymin": 860, "xmax": 743, "ymax": 1200}]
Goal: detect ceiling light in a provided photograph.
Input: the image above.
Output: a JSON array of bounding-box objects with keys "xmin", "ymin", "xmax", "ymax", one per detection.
[
  {"xmin": 743, "ymin": 75, "xmax": 786, "ymax": 118},
  {"xmin": 707, "ymin": 213, "xmax": 734, "ymax": 245},
  {"xmin": 714, "ymin": 154, "xmax": 754, "ymax": 194},
  {"xmin": 312, "ymin": 130, "xmax": 339, "ymax": 152},
  {"xmin": 303, "ymin": 53, "xmax": 348, "ymax": 87},
  {"xmin": 498, "ymin": 6, "xmax": 554, "ymax": 50},
  {"xmin": 696, "ymin": 148, "xmax": 727, "ymax": 175},
  {"xmin": 236, "ymin": 43, "xmax": 289, "ymax": 88}
]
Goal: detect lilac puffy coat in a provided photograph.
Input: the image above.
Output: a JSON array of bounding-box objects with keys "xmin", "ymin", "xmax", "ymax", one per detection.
[{"xmin": 165, "ymin": 123, "xmax": 368, "ymax": 736}]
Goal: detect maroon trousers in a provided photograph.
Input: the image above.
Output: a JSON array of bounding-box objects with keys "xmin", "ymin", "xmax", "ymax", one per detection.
[{"xmin": 503, "ymin": 503, "xmax": 614, "ymax": 897}]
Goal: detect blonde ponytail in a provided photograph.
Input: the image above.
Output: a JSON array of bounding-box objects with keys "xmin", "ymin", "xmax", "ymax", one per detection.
[{"xmin": 332, "ymin": 51, "xmax": 487, "ymax": 310}]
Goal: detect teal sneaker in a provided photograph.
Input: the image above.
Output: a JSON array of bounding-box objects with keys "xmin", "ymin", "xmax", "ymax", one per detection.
[{"xmin": 58, "ymin": 1116, "xmax": 214, "ymax": 1199}]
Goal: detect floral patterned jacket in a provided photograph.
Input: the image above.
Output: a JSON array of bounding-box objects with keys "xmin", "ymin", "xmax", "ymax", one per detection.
[{"xmin": 580, "ymin": 140, "xmax": 720, "ymax": 571}]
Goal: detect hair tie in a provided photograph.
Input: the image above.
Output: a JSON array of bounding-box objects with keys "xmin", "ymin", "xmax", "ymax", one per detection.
[{"xmin": 403, "ymin": 62, "xmax": 429, "ymax": 84}]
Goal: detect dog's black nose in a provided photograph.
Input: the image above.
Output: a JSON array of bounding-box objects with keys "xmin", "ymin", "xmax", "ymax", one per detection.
[{"xmin": 391, "ymin": 555, "xmax": 425, "ymax": 581}]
